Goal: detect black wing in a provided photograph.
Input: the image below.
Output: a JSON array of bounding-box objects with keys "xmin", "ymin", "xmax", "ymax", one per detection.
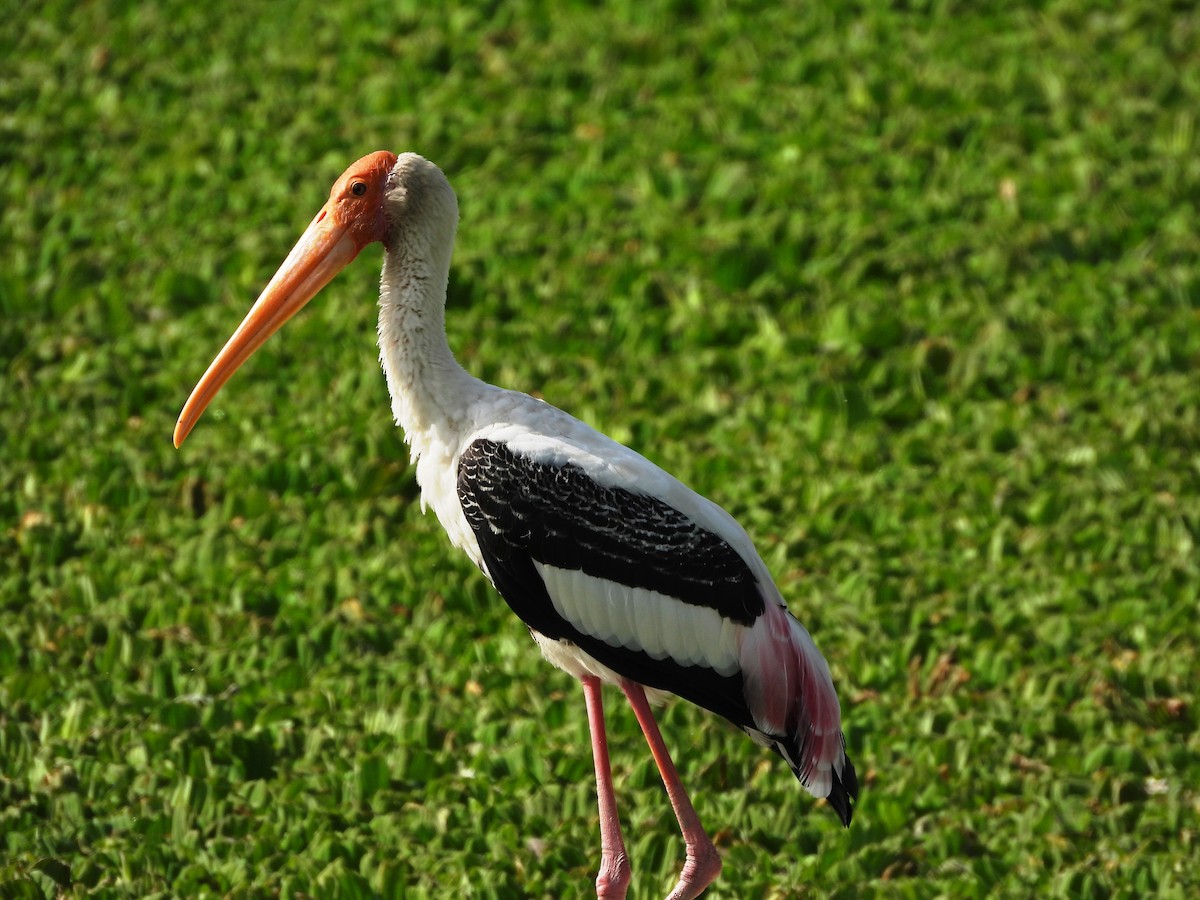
[{"xmin": 456, "ymin": 437, "xmax": 765, "ymax": 728}]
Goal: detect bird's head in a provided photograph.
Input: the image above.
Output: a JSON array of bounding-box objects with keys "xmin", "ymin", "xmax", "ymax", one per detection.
[{"xmin": 172, "ymin": 150, "xmax": 454, "ymax": 449}]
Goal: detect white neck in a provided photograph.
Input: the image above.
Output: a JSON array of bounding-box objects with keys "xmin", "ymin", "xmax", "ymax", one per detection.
[{"xmin": 376, "ymin": 240, "xmax": 489, "ymax": 461}]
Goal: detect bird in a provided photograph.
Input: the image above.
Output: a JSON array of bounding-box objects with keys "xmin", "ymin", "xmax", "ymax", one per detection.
[{"xmin": 173, "ymin": 151, "xmax": 857, "ymax": 899}]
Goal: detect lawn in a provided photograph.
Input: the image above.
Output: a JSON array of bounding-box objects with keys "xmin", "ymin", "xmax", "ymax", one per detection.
[{"xmin": 2, "ymin": 0, "xmax": 1198, "ymax": 896}]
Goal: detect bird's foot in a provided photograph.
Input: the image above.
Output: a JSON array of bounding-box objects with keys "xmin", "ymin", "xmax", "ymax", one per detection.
[
  {"xmin": 595, "ymin": 849, "xmax": 631, "ymax": 899},
  {"xmin": 665, "ymin": 840, "xmax": 722, "ymax": 900}
]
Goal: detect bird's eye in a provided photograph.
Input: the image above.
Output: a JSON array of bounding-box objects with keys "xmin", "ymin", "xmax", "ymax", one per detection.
[{"xmin": 350, "ymin": 181, "xmax": 367, "ymax": 196}]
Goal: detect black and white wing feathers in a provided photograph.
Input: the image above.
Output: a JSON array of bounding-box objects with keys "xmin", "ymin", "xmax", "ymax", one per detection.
[{"xmin": 457, "ymin": 437, "xmax": 765, "ymax": 730}]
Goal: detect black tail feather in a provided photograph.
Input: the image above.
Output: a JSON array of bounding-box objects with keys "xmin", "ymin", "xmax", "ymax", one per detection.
[
  {"xmin": 770, "ymin": 730, "xmax": 860, "ymax": 827},
  {"xmin": 825, "ymin": 752, "xmax": 858, "ymax": 827}
]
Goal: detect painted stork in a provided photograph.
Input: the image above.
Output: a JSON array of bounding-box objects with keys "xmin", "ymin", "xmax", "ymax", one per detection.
[{"xmin": 174, "ymin": 151, "xmax": 857, "ymax": 899}]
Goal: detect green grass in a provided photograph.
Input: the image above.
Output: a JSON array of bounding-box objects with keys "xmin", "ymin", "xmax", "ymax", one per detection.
[{"xmin": 2, "ymin": 0, "xmax": 1198, "ymax": 896}]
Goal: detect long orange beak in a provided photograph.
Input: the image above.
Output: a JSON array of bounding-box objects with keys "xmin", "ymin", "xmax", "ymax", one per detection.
[{"xmin": 173, "ymin": 151, "xmax": 396, "ymax": 448}]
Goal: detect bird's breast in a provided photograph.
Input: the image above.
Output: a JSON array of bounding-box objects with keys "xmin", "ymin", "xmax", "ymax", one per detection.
[{"xmin": 414, "ymin": 442, "xmax": 486, "ymax": 571}]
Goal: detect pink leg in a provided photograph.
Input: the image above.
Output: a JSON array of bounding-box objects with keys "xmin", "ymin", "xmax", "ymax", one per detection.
[
  {"xmin": 620, "ymin": 680, "xmax": 722, "ymax": 900},
  {"xmin": 582, "ymin": 675, "xmax": 632, "ymax": 899}
]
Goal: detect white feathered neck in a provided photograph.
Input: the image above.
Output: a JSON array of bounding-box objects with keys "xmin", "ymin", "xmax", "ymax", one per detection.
[{"xmin": 375, "ymin": 154, "xmax": 496, "ymax": 464}]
